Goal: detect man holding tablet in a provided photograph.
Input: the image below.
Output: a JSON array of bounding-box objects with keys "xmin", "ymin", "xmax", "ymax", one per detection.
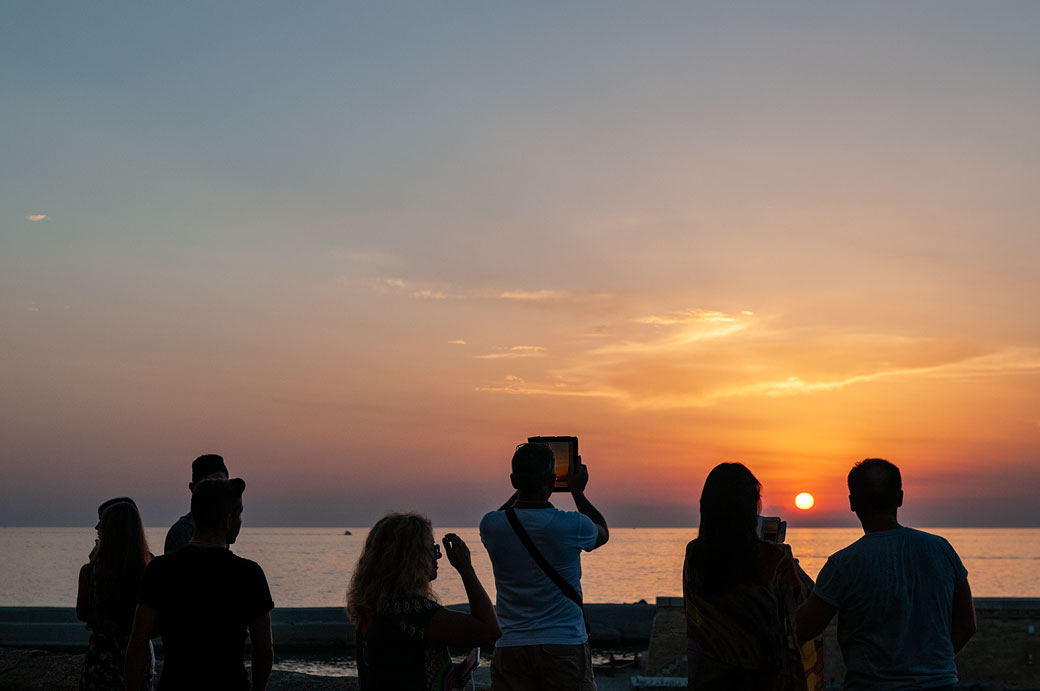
[{"xmin": 480, "ymin": 440, "xmax": 609, "ymax": 690}]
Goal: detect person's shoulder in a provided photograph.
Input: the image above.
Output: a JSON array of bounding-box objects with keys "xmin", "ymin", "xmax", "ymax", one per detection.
[
  {"xmin": 479, "ymin": 510, "xmax": 505, "ymax": 534},
  {"xmin": 228, "ymin": 551, "xmax": 266, "ymax": 572},
  {"xmin": 905, "ymin": 527, "xmax": 959, "ymax": 552},
  {"xmin": 386, "ymin": 595, "xmax": 441, "ymax": 615}
]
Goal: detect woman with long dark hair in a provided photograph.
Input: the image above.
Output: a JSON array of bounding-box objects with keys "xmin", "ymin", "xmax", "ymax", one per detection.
[
  {"xmin": 347, "ymin": 512, "xmax": 500, "ymax": 690},
  {"xmin": 683, "ymin": 463, "xmax": 815, "ymax": 690},
  {"xmin": 76, "ymin": 500, "xmax": 152, "ymax": 690}
]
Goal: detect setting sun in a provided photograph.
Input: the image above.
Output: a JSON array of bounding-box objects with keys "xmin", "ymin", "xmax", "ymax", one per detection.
[{"xmin": 795, "ymin": 493, "xmax": 815, "ymax": 510}]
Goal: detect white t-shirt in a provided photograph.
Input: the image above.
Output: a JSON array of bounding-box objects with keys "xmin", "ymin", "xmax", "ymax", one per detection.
[
  {"xmin": 479, "ymin": 506, "xmax": 598, "ymax": 646},
  {"xmin": 814, "ymin": 526, "xmax": 968, "ymax": 690}
]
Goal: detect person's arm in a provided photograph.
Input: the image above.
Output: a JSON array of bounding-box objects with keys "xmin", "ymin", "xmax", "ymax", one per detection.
[
  {"xmin": 76, "ymin": 564, "xmax": 92, "ymax": 623},
  {"xmin": 568, "ymin": 460, "xmax": 608, "ymax": 548},
  {"xmin": 796, "ymin": 594, "xmax": 837, "ymax": 643},
  {"xmin": 497, "ymin": 491, "xmax": 519, "ymax": 511},
  {"xmin": 247, "ymin": 611, "xmax": 274, "ymax": 690},
  {"xmin": 950, "ymin": 579, "xmax": 976, "ymax": 653},
  {"xmin": 426, "ymin": 533, "xmax": 501, "ymax": 647},
  {"xmin": 124, "ymin": 604, "xmax": 157, "ymax": 690}
]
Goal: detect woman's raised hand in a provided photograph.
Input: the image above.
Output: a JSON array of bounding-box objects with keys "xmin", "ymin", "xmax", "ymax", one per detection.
[{"xmin": 442, "ymin": 533, "xmax": 472, "ymax": 572}]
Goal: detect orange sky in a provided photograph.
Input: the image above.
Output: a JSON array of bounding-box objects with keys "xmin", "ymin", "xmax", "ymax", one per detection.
[{"xmin": 2, "ymin": 3, "xmax": 1039, "ymax": 526}]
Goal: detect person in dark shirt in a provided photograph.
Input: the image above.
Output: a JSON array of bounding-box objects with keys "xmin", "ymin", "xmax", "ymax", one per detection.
[
  {"xmin": 347, "ymin": 512, "xmax": 500, "ymax": 691},
  {"xmin": 125, "ymin": 478, "xmax": 274, "ymax": 691},
  {"xmin": 164, "ymin": 454, "xmax": 229, "ymax": 554}
]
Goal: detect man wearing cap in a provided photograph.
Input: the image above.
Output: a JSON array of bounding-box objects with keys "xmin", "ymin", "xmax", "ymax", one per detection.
[
  {"xmin": 125, "ymin": 478, "xmax": 274, "ymax": 691},
  {"xmin": 164, "ymin": 454, "xmax": 228, "ymax": 554},
  {"xmin": 480, "ymin": 442, "xmax": 609, "ymax": 691}
]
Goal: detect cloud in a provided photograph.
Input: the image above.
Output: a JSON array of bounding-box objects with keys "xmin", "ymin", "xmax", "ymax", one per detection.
[
  {"xmin": 498, "ymin": 290, "xmax": 565, "ymax": 301},
  {"xmin": 382, "ymin": 278, "xmax": 407, "ymax": 289},
  {"xmin": 474, "ymin": 300, "xmax": 1040, "ymax": 410},
  {"xmin": 447, "ymin": 340, "xmax": 467, "ymax": 345},
  {"xmin": 27, "ymin": 215, "xmax": 47, "ymax": 222},
  {"xmin": 475, "ymin": 346, "xmax": 546, "ymax": 360},
  {"xmin": 632, "ymin": 309, "xmax": 752, "ymax": 326},
  {"xmin": 411, "ymin": 289, "xmax": 446, "ymax": 300}
]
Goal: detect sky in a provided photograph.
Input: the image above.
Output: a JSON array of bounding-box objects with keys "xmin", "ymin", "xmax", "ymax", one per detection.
[{"xmin": 2, "ymin": 2, "xmax": 1039, "ymax": 528}]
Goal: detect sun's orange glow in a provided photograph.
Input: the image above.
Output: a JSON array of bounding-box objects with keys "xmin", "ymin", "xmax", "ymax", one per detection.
[{"xmin": 795, "ymin": 493, "xmax": 815, "ymax": 510}]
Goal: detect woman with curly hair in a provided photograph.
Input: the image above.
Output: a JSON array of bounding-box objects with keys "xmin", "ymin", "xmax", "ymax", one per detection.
[
  {"xmin": 347, "ymin": 512, "xmax": 500, "ymax": 690},
  {"xmin": 76, "ymin": 500, "xmax": 153, "ymax": 690},
  {"xmin": 683, "ymin": 463, "xmax": 817, "ymax": 691}
]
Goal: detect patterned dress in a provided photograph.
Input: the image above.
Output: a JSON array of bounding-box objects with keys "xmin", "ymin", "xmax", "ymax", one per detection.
[
  {"xmin": 357, "ymin": 596, "xmax": 458, "ymax": 690},
  {"xmin": 79, "ymin": 565, "xmax": 152, "ymax": 691},
  {"xmin": 682, "ymin": 540, "xmax": 822, "ymax": 691}
]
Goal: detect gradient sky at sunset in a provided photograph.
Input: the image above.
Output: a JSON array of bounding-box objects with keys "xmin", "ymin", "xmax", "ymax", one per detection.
[{"xmin": 3, "ymin": 3, "xmax": 1039, "ymax": 527}]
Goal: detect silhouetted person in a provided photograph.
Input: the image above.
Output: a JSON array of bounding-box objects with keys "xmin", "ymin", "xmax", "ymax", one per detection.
[
  {"xmin": 125, "ymin": 478, "xmax": 273, "ymax": 691},
  {"xmin": 89, "ymin": 497, "xmax": 138, "ymax": 562},
  {"xmin": 347, "ymin": 513, "xmax": 500, "ymax": 690},
  {"xmin": 78, "ymin": 500, "xmax": 153, "ymax": 690},
  {"xmin": 164, "ymin": 454, "xmax": 228, "ymax": 554},
  {"xmin": 684, "ymin": 463, "xmax": 814, "ymax": 690},
  {"xmin": 480, "ymin": 442, "xmax": 609, "ymax": 691},
  {"xmin": 797, "ymin": 459, "xmax": 977, "ymax": 690}
]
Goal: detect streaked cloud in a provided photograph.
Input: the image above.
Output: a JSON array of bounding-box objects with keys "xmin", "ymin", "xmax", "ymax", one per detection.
[
  {"xmin": 27, "ymin": 214, "xmax": 47, "ymax": 222},
  {"xmin": 447, "ymin": 339, "xmax": 467, "ymax": 345},
  {"xmin": 475, "ymin": 345, "xmax": 546, "ymax": 360},
  {"xmin": 498, "ymin": 290, "xmax": 565, "ymax": 301},
  {"xmin": 632, "ymin": 309, "xmax": 752, "ymax": 326},
  {"xmin": 411, "ymin": 289, "xmax": 446, "ymax": 300},
  {"xmin": 474, "ymin": 303, "xmax": 1040, "ymax": 410}
]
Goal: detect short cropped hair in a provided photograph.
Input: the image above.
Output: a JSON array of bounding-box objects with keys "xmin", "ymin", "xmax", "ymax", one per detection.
[
  {"xmin": 191, "ymin": 478, "xmax": 245, "ymax": 532},
  {"xmin": 848, "ymin": 458, "xmax": 902, "ymax": 513},
  {"xmin": 512, "ymin": 443, "xmax": 555, "ymax": 493}
]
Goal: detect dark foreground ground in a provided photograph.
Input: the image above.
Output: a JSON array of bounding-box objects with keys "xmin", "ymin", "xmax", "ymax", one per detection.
[{"xmin": 0, "ymin": 648, "xmax": 365, "ymax": 691}]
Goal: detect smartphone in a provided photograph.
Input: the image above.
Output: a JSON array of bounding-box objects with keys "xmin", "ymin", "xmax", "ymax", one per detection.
[
  {"xmin": 756, "ymin": 516, "xmax": 787, "ymax": 543},
  {"xmin": 527, "ymin": 436, "xmax": 578, "ymax": 492}
]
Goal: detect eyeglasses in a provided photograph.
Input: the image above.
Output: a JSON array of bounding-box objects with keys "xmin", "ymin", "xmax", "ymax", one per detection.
[{"xmin": 431, "ymin": 543, "xmax": 442, "ymax": 558}]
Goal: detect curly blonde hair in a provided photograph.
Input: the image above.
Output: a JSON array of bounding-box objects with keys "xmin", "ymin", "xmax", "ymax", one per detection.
[{"xmin": 346, "ymin": 512, "xmax": 438, "ymax": 622}]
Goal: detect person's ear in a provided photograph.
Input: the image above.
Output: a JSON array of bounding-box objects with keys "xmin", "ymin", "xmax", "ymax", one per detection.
[
  {"xmin": 848, "ymin": 494, "xmax": 856, "ymax": 512},
  {"xmin": 510, "ymin": 473, "xmax": 519, "ymax": 490},
  {"xmin": 188, "ymin": 481, "xmax": 195, "ymax": 493},
  {"xmin": 895, "ymin": 490, "xmax": 904, "ymax": 508}
]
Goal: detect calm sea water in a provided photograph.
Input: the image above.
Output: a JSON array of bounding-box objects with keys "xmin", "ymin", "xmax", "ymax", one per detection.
[{"xmin": 2, "ymin": 527, "xmax": 1038, "ymax": 608}]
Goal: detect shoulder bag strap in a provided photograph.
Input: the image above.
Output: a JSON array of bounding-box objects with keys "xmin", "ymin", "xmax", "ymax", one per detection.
[{"xmin": 505, "ymin": 508, "xmax": 590, "ymax": 634}]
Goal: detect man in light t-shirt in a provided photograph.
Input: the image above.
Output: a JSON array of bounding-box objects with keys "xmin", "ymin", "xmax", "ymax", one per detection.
[
  {"xmin": 480, "ymin": 442, "xmax": 609, "ymax": 691},
  {"xmin": 797, "ymin": 458, "xmax": 977, "ymax": 690}
]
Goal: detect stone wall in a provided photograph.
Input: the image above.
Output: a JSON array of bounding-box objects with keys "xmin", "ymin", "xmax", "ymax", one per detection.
[{"xmin": 644, "ymin": 597, "xmax": 1040, "ymax": 688}]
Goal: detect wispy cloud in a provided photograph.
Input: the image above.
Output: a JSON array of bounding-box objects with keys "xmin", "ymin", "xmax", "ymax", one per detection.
[
  {"xmin": 475, "ymin": 346, "xmax": 546, "ymax": 360},
  {"xmin": 498, "ymin": 290, "xmax": 565, "ymax": 301},
  {"xmin": 27, "ymin": 214, "xmax": 47, "ymax": 222},
  {"xmin": 631, "ymin": 309, "xmax": 751, "ymax": 326},
  {"xmin": 474, "ymin": 303, "xmax": 1040, "ymax": 410},
  {"xmin": 447, "ymin": 339, "xmax": 467, "ymax": 345},
  {"xmin": 411, "ymin": 289, "xmax": 446, "ymax": 300}
]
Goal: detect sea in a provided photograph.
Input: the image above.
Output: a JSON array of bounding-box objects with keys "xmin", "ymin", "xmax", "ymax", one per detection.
[{"xmin": 2, "ymin": 526, "xmax": 1038, "ymax": 608}]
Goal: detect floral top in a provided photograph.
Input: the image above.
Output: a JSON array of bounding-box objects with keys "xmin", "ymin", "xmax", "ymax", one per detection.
[{"xmin": 357, "ymin": 596, "xmax": 453, "ymax": 691}]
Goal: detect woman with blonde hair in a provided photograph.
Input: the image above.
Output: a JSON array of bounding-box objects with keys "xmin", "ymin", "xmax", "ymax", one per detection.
[
  {"xmin": 76, "ymin": 500, "xmax": 153, "ymax": 690},
  {"xmin": 347, "ymin": 512, "xmax": 500, "ymax": 690}
]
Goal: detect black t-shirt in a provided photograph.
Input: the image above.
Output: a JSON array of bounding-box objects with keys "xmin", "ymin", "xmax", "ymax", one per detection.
[{"xmin": 139, "ymin": 545, "xmax": 274, "ymax": 691}]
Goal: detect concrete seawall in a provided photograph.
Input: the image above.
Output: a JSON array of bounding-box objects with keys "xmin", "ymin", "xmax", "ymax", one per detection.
[
  {"xmin": 0, "ymin": 603, "xmax": 656, "ymax": 650},
  {"xmin": 644, "ymin": 597, "xmax": 1040, "ymax": 688},
  {"xmin": 4, "ymin": 598, "xmax": 1038, "ymax": 686}
]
